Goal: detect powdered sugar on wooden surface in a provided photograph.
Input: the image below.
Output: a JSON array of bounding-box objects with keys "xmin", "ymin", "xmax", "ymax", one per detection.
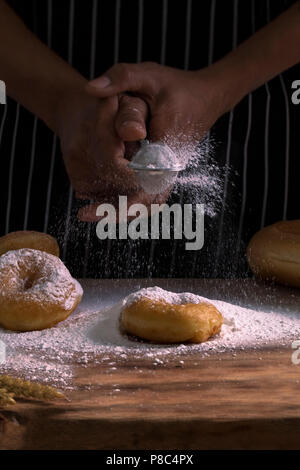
[{"xmin": 0, "ymin": 280, "xmax": 300, "ymax": 389}]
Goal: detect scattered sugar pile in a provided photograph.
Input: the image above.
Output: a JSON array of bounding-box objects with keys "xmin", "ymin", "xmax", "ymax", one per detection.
[{"xmin": 1, "ymin": 285, "xmax": 300, "ymax": 389}]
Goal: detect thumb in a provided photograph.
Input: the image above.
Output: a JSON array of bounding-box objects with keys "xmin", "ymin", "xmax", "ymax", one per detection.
[
  {"xmin": 115, "ymin": 94, "xmax": 148, "ymax": 142},
  {"xmin": 86, "ymin": 63, "xmax": 157, "ymax": 100}
]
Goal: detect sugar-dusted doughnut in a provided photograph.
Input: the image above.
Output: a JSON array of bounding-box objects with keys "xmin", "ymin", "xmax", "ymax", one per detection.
[
  {"xmin": 120, "ymin": 287, "xmax": 223, "ymax": 343},
  {"xmin": 0, "ymin": 248, "xmax": 83, "ymax": 331},
  {"xmin": 0, "ymin": 231, "xmax": 59, "ymax": 257},
  {"xmin": 247, "ymin": 220, "xmax": 300, "ymax": 288}
]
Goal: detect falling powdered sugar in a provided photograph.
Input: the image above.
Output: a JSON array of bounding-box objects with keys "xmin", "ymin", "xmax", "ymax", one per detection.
[
  {"xmin": 1, "ymin": 283, "xmax": 300, "ymax": 389},
  {"xmin": 166, "ymin": 135, "xmax": 225, "ymax": 218},
  {"xmin": 130, "ymin": 136, "xmax": 225, "ymax": 217}
]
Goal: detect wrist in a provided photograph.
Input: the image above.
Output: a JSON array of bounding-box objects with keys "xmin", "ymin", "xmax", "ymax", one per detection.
[
  {"xmin": 193, "ymin": 50, "xmax": 259, "ymax": 117},
  {"xmin": 190, "ymin": 66, "xmax": 238, "ymax": 119},
  {"xmin": 199, "ymin": 62, "xmax": 249, "ymax": 115},
  {"xmin": 50, "ymin": 75, "xmax": 88, "ymax": 135}
]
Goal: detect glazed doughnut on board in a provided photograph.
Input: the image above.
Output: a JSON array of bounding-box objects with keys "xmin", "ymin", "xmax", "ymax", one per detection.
[
  {"xmin": 247, "ymin": 220, "xmax": 300, "ymax": 288},
  {"xmin": 120, "ymin": 287, "xmax": 223, "ymax": 343},
  {"xmin": 0, "ymin": 231, "xmax": 59, "ymax": 257},
  {"xmin": 0, "ymin": 248, "xmax": 83, "ymax": 331}
]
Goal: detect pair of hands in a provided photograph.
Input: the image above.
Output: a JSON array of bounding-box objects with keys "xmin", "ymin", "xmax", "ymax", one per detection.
[{"xmin": 58, "ymin": 63, "xmax": 225, "ymax": 221}]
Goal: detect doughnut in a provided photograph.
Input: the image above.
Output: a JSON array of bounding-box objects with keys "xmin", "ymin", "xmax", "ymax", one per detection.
[
  {"xmin": 0, "ymin": 231, "xmax": 59, "ymax": 257},
  {"xmin": 247, "ymin": 220, "xmax": 300, "ymax": 288},
  {"xmin": 120, "ymin": 287, "xmax": 223, "ymax": 343},
  {"xmin": 0, "ymin": 248, "xmax": 83, "ymax": 331}
]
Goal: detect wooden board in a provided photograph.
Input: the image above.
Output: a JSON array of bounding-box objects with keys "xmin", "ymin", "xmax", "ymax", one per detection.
[{"xmin": 1, "ymin": 278, "xmax": 300, "ymax": 450}]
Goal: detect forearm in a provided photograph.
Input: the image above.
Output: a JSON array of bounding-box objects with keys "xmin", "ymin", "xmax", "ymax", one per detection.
[
  {"xmin": 206, "ymin": 1, "xmax": 300, "ymax": 113},
  {"xmin": 0, "ymin": 0, "xmax": 87, "ymax": 132}
]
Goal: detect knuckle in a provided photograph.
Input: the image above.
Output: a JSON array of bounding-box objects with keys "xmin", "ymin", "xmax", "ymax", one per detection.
[
  {"xmin": 113, "ymin": 62, "xmax": 131, "ymax": 81},
  {"xmin": 142, "ymin": 61, "xmax": 159, "ymax": 69}
]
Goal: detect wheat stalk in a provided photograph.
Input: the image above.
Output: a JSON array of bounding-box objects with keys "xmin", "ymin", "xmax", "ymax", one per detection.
[
  {"xmin": 0, "ymin": 375, "xmax": 65, "ymax": 405},
  {"xmin": 0, "ymin": 387, "xmax": 16, "ymax": 406}
]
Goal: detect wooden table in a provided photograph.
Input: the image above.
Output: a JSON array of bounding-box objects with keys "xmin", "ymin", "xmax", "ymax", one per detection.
[{"xmin": 1, "ymin": 278, "xmax": 300, "ymax": 450}]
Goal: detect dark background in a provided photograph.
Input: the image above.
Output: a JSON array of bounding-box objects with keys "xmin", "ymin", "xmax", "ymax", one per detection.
[{"xmin": 0, "ymin": 0, "xmax": 299, "ymax": 279}]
